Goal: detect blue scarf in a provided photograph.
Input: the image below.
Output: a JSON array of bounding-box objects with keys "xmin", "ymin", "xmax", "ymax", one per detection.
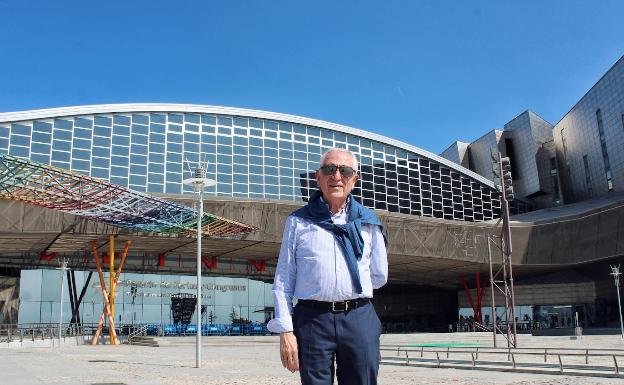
[{"xmin": 291, "ymin": 190, "xmax": 387, "ymax": 294}]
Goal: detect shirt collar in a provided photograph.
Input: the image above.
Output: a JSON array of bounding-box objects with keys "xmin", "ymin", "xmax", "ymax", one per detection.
[{"xmin": 320, "ymin": 195, "xmax": 351, "ymax": 217}]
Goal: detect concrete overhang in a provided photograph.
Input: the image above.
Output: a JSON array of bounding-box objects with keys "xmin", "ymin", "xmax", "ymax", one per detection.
[{"xmin": 1, "ymin": 193, "xmax": 623, "ymax": 289}]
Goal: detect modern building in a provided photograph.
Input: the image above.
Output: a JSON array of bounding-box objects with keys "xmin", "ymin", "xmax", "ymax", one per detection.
[
  {"xmin": 1, "ymin": 54, "xmax": 623, "ymax": 332},
  {"xmin": 553, "ymin": 55, "xmax": 624, "ymax": 203},
  {"xmin": 442, "ymin": 54, "xmax": 624, "ymax": 330},
  {"xmin": 442, "ymin": 55, "xmax": 624, "ymax": 211},
  {"xmin": 17, "ymin": 269, "xmax": 272, "ymax": 326},
  {"xmin": 0, "ymin": 105, "xmax": 502, "ymax": 222},
  {"xmin": 441, "ymin": 110, "xmax": 558, "ymax": 212},
  {"xmin": 0, "ymin": 103, "xmax": 504, "ymax": 328}
]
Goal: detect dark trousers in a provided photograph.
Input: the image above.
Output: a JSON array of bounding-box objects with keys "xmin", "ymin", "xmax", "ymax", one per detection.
[{"xmin": 293, "ymin": 301, "xmax": 381, "ymax": 385}]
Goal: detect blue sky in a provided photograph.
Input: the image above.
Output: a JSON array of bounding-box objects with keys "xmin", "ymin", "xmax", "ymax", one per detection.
[{"xmin": 0, "ymin": 0, "xmax": 622, "ymax": 154}]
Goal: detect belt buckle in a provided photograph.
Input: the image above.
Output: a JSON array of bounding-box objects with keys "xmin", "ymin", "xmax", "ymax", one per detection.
[{"xmin": 332, "ymin": 301, "xmax": 348, "ymax": 312}]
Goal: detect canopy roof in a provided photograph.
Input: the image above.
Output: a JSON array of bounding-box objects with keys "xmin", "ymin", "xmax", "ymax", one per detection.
[{"xmin": 0, "ymin": 153, "xmax": 257, "ymax": 237}]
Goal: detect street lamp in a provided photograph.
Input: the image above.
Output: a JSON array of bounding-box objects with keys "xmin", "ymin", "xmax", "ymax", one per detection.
[
  {"xmin": 610, "ymin": 265, "xmax": 623, "ymax": 339},
  {"xmin": 183, "ymin": 164, "xmax": 215, "ymax": 369}
]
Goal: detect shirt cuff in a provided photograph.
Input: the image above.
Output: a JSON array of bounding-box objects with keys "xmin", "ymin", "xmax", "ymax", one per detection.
[{"xmin": 267, "ymin": 317, "xmax": 293, "ymax": 333}]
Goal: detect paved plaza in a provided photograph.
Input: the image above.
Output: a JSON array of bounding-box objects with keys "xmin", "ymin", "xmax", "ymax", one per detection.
[{"xmin": 1, "ymin": 333, "xmax": 624, "ymax": 385}]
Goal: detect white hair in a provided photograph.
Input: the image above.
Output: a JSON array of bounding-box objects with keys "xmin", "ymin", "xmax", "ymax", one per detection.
[{"xmin": 318, "ymin": 148, "xmax": 359, "ymax": 171}]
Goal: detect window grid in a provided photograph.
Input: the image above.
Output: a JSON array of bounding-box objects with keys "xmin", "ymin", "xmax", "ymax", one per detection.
[{"xmin": 4, "ymin": 113, "xmax": 500, "ymax": 222}]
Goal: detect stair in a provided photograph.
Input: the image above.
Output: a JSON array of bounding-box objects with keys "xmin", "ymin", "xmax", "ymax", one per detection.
[
  {"xmin": 126, "ymin": 335, "xmax": 159, "ymax": 347},
  {"xmin": 123, "ymin": 325, "xmax": 159, "ymax": 347}
]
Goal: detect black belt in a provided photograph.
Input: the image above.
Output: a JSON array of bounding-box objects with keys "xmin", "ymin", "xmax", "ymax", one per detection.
[{"xmin": 298, "ymin": 298, "xmax": 371, "ymax": 312}]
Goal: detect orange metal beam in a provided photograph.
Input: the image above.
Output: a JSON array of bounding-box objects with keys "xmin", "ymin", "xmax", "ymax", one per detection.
[{"xmin": 91, "ymin": 241, "xmax": 118, "ymax": 346}]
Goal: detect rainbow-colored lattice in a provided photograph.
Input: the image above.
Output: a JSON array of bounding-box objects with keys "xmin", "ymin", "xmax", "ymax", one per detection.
[{"xmin": 0, "ymin": 153, "xmax": 256, "ymax": 237}]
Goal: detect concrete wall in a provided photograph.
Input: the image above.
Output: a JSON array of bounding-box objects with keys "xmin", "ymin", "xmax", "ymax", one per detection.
[
  {"xmin": 440, "ymin": 141, "xmax": 470, "ymax": 169},
  {"xmin": 467, "ymin": 130, "xmax": 504, "ymax": 183},
  {"xmin": 534, "ymin": 140, "xmax": 562, "ymax": 207},
  {"xmin": 504, "ymin": 111, "xmax": 555, "ymax": 200}
]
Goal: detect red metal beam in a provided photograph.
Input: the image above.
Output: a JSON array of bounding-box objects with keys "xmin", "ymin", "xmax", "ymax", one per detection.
[{"xmin": 202, "ymin": 256, "xmax": 218, "ymax": 269}]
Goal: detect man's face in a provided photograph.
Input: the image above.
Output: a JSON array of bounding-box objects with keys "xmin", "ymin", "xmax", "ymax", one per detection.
[{"xmin": 315, "ymin": 151, "xmax": 359, "ymax": 205}]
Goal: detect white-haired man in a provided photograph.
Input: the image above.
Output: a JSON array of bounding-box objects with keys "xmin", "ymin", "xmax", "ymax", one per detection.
[{"xmin": 267, "ymin": 148, "xmax": 388, "ymax": 385}]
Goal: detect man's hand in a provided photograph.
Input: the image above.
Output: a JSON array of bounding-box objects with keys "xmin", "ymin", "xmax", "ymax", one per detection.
[{"xmin": 279, "ymin": 331, "xmax": 299, "ymax": 372}]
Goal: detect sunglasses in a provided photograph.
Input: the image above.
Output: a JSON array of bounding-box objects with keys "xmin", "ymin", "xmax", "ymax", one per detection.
[{"xmin": 319, "ymin": 165, "xmax": 357, "ymax": 178}]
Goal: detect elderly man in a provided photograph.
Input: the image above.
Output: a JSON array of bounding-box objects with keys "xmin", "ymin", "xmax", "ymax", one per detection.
[{"xmin": 267, "ymin": 148, "xmax": 388, "ymax": 385}]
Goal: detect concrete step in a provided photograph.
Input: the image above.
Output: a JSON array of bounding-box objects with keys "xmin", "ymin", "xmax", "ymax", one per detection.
[
  {"xmin": 130, "ymin": 341, "xmax": 159, "ymax": 347},
  {"xmin": 126, "ymin": 336, "xmax": 159, "ymax": 347}
]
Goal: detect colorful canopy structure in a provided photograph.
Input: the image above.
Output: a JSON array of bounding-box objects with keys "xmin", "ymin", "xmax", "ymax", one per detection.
[{"xmin": 0, "ymin": 153, "xmax": 257, "ymax": 237}]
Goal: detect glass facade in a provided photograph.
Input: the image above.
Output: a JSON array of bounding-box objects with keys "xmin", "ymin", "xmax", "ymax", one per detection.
[
  {"xmin": 0, "ymin": 108, "xmax": 500, "ymax": 221},
  {"xmin": 18, "ymin": 269, "xmax": 273, "ymax": 325}
]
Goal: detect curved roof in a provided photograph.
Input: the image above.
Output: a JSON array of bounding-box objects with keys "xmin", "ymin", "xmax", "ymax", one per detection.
[{"xmin": 0, "ymin": 103, "xmax": 495, "ymax": 187}]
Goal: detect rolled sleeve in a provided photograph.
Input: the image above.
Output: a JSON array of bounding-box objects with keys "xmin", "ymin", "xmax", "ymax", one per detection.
[
  {"xmin": 370, "ymin": 225, "xmax": 388, "ymax": 289},
  {"xmin": 267, "ymin": 216, "xmax": 297, "ymax": 333}
]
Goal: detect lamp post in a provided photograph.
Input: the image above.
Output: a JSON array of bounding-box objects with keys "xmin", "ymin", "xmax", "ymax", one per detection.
[
  {"xmin": 183, "ymin": 164, "xmax": 215, "ymax": 369},
  {"xmin": 56, "ymin": 258, "xmax": 69, "ymax": 347},
  {"xmin": 610, "ymin": 265, "xmax": 623, "ymax": 339}
]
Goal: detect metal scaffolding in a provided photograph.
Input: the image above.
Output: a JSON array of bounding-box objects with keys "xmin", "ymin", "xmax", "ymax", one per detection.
[{"xmin": 487, "ymin": 152, "xmax": 517, "ymax": 348}]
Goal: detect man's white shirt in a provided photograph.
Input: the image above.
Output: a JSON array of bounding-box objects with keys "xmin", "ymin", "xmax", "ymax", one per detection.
[{"xmin": 267, "ymin": 203, "xmax": 388, "ymax": 333}]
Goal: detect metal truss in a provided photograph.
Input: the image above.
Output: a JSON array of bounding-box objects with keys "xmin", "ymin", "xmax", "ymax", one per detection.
[
  {"xmin": 0, "ymin": 153, "xmax": 256, "ymax": 237},
  {"xmin": 487, "ymin": 226, "xmax": 517, "ymax": 348},
  {"xmin": 487, "ymin": 152, "xmax": 517, "ymax": 348}
]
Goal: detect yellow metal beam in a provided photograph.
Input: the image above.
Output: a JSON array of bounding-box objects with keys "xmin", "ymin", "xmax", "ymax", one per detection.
[{"xmin": 90, "ymin": 240, "xmax": 132, "ymax": 346}]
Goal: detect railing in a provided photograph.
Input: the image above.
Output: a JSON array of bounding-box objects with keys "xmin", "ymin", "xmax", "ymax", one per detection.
[
  {"xmin": 1, "ymin": 322, "xmax": 273, "ymax": 343},
  {"xmin": 380, "ymin": 345, "xmax": 624, "ymax": 377},
  {"xmin": 159, "ymin": 323, "xmax": 270, "ymax": 336},
  {"xmin": 83, "ymin": 322, "xmax": 271, "ymax": 337},
  {"xmin": 127, "ymin": 325, "xmax": 149, "ymax": 340},
  {"xmin": 473, "ymin": 322, "xmax": 491, "ymax": 332},
  {"xmin": 455, "ymin": 321, "xmax": 536, "ymax": 332},
  {"xmin": 0, "ymin": 323, "xmax": 86, "ymax": 344}
]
